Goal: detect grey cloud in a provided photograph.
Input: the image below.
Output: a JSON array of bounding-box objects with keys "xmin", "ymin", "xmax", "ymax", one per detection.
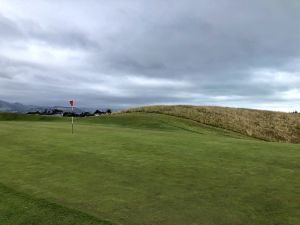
[
  {"xmin": 0, "ymin": 13, "xmax": 100, "ymax": 50},
  {"xmin": 0, "ymin": 72, "xmax": 13, "ymax": 79},
  {"xmin": 0, "ymin": 0, "xmax": 299, "ymax": 111},
  {"xmin": 107, "ymin": 0, "xmax": 299, "ymax": 74},
  {"xmin": 0, "ymin": 14, "xmax": 23, "ymax": 39},
  {"xmin": 29, "ymin": 27, "xmax": 101, "ymax": 50}
]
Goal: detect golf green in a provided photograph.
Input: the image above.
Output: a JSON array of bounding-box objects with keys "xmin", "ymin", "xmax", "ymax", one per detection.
[{"xmin": 0, "ymin": 113, "xmax": 299, "ymax": 225}]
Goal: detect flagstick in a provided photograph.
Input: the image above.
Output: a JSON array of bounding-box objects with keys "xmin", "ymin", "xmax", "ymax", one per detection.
[{"xmin": 71, "ymin": 106, "xmax": 74, "ymax": 134}]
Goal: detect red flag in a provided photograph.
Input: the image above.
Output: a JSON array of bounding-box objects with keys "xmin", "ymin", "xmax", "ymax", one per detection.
[{"xmin": 69, "ymin": 100, "xmax": 74, "ymax": 107}]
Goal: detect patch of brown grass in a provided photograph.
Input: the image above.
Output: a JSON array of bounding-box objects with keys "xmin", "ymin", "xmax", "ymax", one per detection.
[{"xmin": 122, "ymin": 105, "xmax": 300, "ymax": 143}]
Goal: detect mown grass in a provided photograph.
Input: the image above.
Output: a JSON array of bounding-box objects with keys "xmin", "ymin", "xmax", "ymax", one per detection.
[
  {"xmin": 0, "ymin": 183, "xmax": 114, "ymax": 225},
  {"xmin": 0, "ymin": 112, "xmax": 299, "ymax": 225},
  {"xmin": 122, "ymin": 105, "xmax": 300, "ymax": 143},
  {"xmin": 0, "ymin": 112, "xmax": 66, "ymax": 122}
]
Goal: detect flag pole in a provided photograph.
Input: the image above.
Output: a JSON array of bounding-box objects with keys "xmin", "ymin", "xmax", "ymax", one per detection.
[
  {"xmin": 69, "ymin": 100, "xmax": 74, "ymax": 134},
  {"xmin": 71, "ymin": 106, "xmax": 74, "ymax": 134}
]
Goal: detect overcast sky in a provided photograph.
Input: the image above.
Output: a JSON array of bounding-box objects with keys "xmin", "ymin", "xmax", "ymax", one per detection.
[{"xmin": 0, "ymin": 0, "xmax": 299, "ymax": 111}]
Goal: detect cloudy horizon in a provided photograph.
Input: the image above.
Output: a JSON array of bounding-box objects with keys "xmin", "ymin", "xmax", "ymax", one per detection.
[{"xmin": 0, "ymin": 0, "xmax": 299, "ymax": 111}]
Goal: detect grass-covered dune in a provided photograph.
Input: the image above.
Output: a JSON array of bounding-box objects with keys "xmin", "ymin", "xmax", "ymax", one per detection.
[
  {"xmin": 123, "ymin": 105, "xmax": 300, "ymax": 143},
  {"xmin": 0, "ymin": 112, "xmax": 299, "ymax": 225}
]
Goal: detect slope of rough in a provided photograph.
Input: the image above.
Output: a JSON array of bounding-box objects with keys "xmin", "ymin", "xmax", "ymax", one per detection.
[{"xmin": 122, "ymin": 105, "xmax": 300, "ymax": 143}]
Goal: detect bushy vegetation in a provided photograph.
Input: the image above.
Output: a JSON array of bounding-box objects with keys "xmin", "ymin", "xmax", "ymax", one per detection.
[
  {"xmin": 123, "ymin": 105, "xmax": 300, "ymax": 143},
  {"xmin": 63, "ymin": 109, "xmax": 112, "ymax": 117},
  {"xmin": 26, "ymin": 109, "xmax": 112, "ymax": 117}
]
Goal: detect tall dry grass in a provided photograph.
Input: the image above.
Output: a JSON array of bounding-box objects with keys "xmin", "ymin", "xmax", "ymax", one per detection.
[{"xmin": 122, "ymin": 105, "xmax": 300, "ymax": 143}]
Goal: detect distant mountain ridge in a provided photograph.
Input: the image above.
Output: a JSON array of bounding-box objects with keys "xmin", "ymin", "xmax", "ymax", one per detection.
[
  {"xmin": 0, "ymin": 99, "xmax": 93, "ymax": 113},
  {"xmin": 0, "ymin": 100, "xmax": 32, "ymax": 112}
]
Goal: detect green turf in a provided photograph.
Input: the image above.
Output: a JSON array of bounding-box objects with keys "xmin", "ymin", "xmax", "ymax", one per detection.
[
  {"xmin": 0, "ymin": 183, "xmax": 113, "ymax": 225},
  {"xmin": 0, "ymin": 112, "xmax": 299, "ymax": 225}
]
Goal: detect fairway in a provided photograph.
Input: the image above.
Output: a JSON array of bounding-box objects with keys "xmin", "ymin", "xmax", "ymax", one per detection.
[{"xmin": 0, "ymin": 113, "xmax": 299, "ymax": 225}]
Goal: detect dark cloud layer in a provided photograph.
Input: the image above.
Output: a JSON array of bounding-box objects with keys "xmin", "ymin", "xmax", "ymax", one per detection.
[{"xmin": 0, "ymin": 0, "xmax": 299, "ymax": 111}]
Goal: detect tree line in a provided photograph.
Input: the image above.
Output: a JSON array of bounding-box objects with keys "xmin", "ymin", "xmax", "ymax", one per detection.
[{"xmin": 27, "ymin": 109, "xmax": 112, "ymax": 117}]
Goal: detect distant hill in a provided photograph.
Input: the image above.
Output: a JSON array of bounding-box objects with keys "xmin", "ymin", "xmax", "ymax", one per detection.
[
  {"xmin": 122, "ymin": 105, "xmax": 300, "ymax": 143},
  {"xmin": 0, "ymin": 99, "xmax": 91, "ymax": 113},
  {"xmin": 0, "ymin": 100, "xmax": 32, "ymax": 112}
]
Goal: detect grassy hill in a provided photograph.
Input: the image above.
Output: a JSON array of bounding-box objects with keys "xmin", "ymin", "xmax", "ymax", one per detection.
[
  {"xmin": 0, "ymin": 112, "xmax": 299, "ymax": 225},
  {"xmin": 122, "ymin": 105, "xmax": 300, "ymax": 143}
]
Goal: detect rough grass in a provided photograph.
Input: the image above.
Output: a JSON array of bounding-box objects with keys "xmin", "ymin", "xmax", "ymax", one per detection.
[
  {"xmin": 122, "ymin": 105, "xmax": 300, "ymax": 143},
  {"xmin": 0, "ymin": 112, "xmax": 299, "ymax": 225}
]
